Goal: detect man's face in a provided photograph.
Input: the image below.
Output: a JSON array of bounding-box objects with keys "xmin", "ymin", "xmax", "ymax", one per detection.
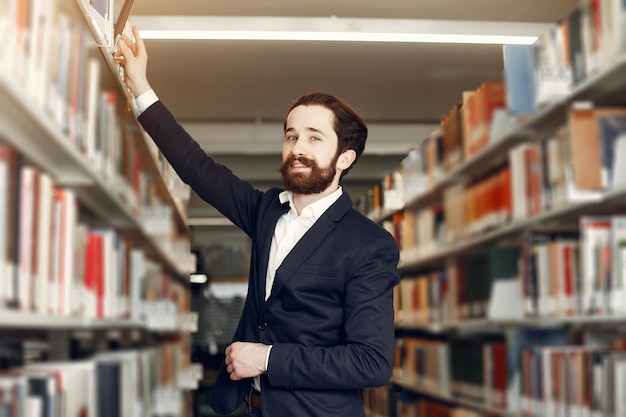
[{"xmin": 280, "ymin": 105, "xmax": 340, "ymax": 195}]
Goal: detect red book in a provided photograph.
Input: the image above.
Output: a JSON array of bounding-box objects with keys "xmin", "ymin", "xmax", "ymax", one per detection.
[
  {"xmin": 94, "ymin": 233, "xmax": 104, "ymax": 319},
  {"xmin": 492, "ymin": 340, "xmax": 508, "ymax": 408},
  {"xmin": 84, "ymin": 232, "xmax": 98, "ymax": 318},
  {"xmin": 562, "ymin": 244, "xmax": 574, "ymax": 316}
]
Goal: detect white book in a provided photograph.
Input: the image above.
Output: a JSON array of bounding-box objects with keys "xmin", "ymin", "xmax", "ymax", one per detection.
[
  {"xmin": 611, "ymin": 133, "xmax": 626, "ymax": 189},
  {"xmin": 26, "ymin": 0, "xmax": 54, "ymax": 108},
  {"xmin": 56, "ymin": 188, "xmax": 77, "ymax": 316},
  {"xmin": 580, "ymin": 217, "xmax": 611, "ymax": 315},
  {"xmin": 129, "ymin": 248, "xmax": 145, "ymax": 322},
  {"xmin": 0, "ymin": 145, "xmax": 11, "ymax": 308},
  {"xmin": 72, "ymin": 223, "xmax": 88, "ymax": 317},
  {"xmin": 607, "ymin": 0, "xmax": 626, "ymax": 64},
  {"xmin": 533, "ymin": 27, "xmax": 573, "ymax": 108},
  {"xmin": 509, "ymin": 143, "xmax": 528, "ymax": 220},
  {"xmin": 34, "ymin": 171, "xmax": 53, "ymax": 315},
  {"xmin": 102, "ymin": 229, "xmax": 116, "ymax": 319},
  {"xmin": 83, "ymin": 57, "xmax": 101, "ymax": 164},
  {"xmin": 537, "ymin": 243, "xmax": 552, "ymax": 316},
  {"xmin": 610, "ymin": 216, "xmax": 626, "ymax": 315},
  {"xmin": 18, "ymin": 165, "xmax": 35, "ymax": 311},
  {"xmin": 0, "ymin": 0, "xmax": 18, "ymax": 78},
  {"xmin": 116, "ymin": 238, "xmax": 129, "ymax": 319},
  {"xmin": 51, "ymin": 13, "xmax": 72, "ymax": 133},
  {"xmin": 49, "ymin": 189, "xmax": 61, "ymax": 315}
]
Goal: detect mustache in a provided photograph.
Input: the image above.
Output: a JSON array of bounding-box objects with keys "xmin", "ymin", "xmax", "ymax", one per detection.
[
  {"xmin": 279, "ymin": 155, "xmax": 317, "ymax": 172},
  {"xmin": 288, "ymin": 155, "xmax": 315, "ymax": 167}
]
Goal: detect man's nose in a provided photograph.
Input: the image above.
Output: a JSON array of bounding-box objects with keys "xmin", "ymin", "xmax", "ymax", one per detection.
[{"xmin": 291, "ymin": 137, "xmax": 307, "ymax": 155}]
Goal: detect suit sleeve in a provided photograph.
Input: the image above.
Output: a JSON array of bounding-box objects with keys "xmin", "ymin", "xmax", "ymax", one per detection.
[
  {"xmin": 266, "ymin": 231, "xmax": 400, "ymax": 389},
  {"xmin": 137, "ymin": 101, "xmax": 262, "ymax": 235}
]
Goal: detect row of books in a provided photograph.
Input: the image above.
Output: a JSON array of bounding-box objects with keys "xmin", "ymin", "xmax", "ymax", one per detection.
[
  {"xmin": 0, "ymin": 345, "xmax": 194, "ymax": 417},
  {"xmin": 395, "ymin": 214, "xmax": 626, "ymax": 326},
  {"xmin": 521, "ymin": 216, "xmax": 626, "ymax": 318},
  {"xmin": 388, "ymin": 100, "xmax": 626, "ymax": 247},
  {"xmin": 0, "ymin": 143, "xmax": 190, "ymax": 322},
  {"xmin": 385, "ymin": 102, "xmax": 626, "ymax": 272},
  {"xmin": 1, "ymin": 0, "xmax": 189, "ymax": 229},
  {"xmin": 392, "ymin": 327, "xmax": 576, "ymax": 414},
  {"xmin": 520, "ymin": 342, "xmax": 626, "ymax": 417},
  {"xmin": 525, "ymin": 0, "xmax": 626, "ymax": 112},
  {"xmin": 510, "ymin": 103, "xmax": 626, "ymax": 221},
  {"xmin": 395, "ymin": 245, "xmax": 520, "ymax": 326},
  {"xmin": 394, "ymin": 81, "xmax": 506, "ymax": 208},
  {"xmin": 357, "ymin": 170, "xmax": 405, "ymax": 221},
  {"xmin": 370, "ymin": 0, "xmax": 626, "ymax": 218},
  {"xmin": 363, "ymin": 386, "xmax": 500, "ymax": 417}
]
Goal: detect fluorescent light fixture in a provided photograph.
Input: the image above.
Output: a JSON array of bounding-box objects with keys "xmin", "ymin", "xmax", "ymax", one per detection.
[
  {"xmin": 132, "ymin": 16, "xmax": 549, "ymax": 45},
  {"xmin": 190, "ymin": 273, "xmax": 208, "ymax": 284}
]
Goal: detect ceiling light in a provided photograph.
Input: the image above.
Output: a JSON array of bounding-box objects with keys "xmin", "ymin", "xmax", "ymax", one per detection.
[{"xmin": 132, "ymin": 16, "xmax": 549, "ymax": 45}]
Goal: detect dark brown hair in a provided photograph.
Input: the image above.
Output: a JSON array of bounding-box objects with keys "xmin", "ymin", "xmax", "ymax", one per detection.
[{"xmin": 285, "ymin": 92, "xmax": 367, "ymax": 177}]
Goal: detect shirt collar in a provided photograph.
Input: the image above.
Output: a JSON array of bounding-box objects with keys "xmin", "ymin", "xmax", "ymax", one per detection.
[{"xmin": 278, "ymin": 187, "xmax": 343, "ymax": 219}]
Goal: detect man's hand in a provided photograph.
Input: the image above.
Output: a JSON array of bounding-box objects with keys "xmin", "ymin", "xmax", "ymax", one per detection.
[
  {"xmin": 224, "ymin": 342, "xmax": 270, "ymax": 381},
  {"xmin": 113, "ymin": 26, "xmax": 152, "ymax": 97}
]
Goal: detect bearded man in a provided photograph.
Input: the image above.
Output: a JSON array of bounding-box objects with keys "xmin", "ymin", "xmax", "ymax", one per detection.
[{"xmin": 115, "ymin": 27, "xmax": 400, "ymax": 417}]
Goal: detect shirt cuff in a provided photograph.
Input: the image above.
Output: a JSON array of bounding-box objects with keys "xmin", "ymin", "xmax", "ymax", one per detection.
[
  {"xmin": 265, "ymin": 345, "xmax": 273, "ymax": 372},
  {"xmin": 135, "ymin": 89, "xmax": 159, "ymax": 114}
]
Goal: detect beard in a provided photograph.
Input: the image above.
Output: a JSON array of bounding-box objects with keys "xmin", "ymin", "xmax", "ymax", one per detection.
[{"xmin": 279, "ymin": 154, "xmax": 338, "ymax": 195}]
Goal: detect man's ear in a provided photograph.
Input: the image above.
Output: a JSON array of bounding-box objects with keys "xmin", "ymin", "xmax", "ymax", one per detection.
[{"xmin": 336, "ymin": 149, "xmax": 357, "ymax": 171}]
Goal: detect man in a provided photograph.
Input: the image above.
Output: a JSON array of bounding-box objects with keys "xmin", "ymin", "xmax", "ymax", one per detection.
[{"xmin": 114, "ymin": 27, "xmax": 400, "ymax": 417}]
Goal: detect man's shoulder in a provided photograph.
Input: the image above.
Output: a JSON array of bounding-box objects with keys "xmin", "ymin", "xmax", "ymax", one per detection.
[{"xmin": 343, "ymin": 207, "xmax": 393, "ymax": 237}]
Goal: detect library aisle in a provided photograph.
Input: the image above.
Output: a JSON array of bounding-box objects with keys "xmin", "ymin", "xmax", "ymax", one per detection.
[{"xmin": 5, "ymin": 0, "xmax": 626, "ymax": 417}]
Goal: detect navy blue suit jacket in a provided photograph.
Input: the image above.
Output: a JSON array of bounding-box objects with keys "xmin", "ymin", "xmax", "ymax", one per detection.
[{"xmin": 139, "ymin": 101, "xmax": 400, "ymax": 417}]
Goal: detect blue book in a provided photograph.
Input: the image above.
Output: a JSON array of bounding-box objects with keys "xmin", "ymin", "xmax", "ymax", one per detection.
[
  {"xmin": 503, "ymin": 44, "xmax": 536, "ymax": 116},
  {"xmin": 597, "ymin": 111, "xmax": 626, "ymax": 189}
]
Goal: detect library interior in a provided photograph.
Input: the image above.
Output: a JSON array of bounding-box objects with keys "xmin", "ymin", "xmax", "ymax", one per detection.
[{"xmin": 4, "ymin": 0, "xmax": 626, "ymax": 416}]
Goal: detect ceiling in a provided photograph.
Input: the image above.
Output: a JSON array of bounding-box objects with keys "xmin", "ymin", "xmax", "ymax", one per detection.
[{"xmin": 129, "ymin": 0, "xmax": 580, "ymax": 223}]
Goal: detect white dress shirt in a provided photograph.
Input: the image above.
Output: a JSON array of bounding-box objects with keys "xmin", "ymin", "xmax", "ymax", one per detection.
[{"xmin": 135, "ymin": 89, "xmax": 159, "ymax": 114}]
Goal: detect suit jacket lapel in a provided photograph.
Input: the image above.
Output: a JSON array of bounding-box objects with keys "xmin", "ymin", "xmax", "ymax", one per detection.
[
  {"xmin": 257, "ymin": 198, "xmax": 290, "ymax": 307},
  {"xmin": 263, "ymin": 192, "xmax": 353, "ymax": 306}
]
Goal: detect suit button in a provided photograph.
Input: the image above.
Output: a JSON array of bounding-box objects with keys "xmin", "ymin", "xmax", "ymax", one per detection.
[{"xmin": 258, "ymin": 322, "xmax": 268, "ymax": 330}]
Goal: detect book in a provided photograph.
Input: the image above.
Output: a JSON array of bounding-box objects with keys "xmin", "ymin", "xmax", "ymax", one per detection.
[
  {"xmin": 0, "ymin": 143, "xmax": 15, "ymax": 308},
  {"xmin": 113, "ymin": 0, "xmax": 135, "ymax": 43},
  {"xmin": 520, "ymin": 230, "xmax": 580, "ymax": 318},
  {"xmin": 568, "ymin": 103, "xmax": 603, "ymax": 190},
  {"xmin": 503, "ymin": 44, "xmax": 536, "ymax": 116},
  {"xmin": 532, "ymin": 22, "xmax": 573, "ymax": 108},
  {"xmin": 580, "ymin": 216, "xmax": 612, "ymax": 315},
  {"xmin": 505, "ymin": 327, "xmax": 568, "ymax": 411},
  {"xmin": 610, "ymin": 216, "xmax": 626, "ymax": 314},
  {"xmin": 596, "ymin": 109, "xmax": 626, "ymax": 189}
]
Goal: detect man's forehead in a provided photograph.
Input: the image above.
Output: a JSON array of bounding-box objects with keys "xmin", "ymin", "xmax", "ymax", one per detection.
[{"xmin": 286, "ymin": 104, "xmax": 334, "ymax": 127}]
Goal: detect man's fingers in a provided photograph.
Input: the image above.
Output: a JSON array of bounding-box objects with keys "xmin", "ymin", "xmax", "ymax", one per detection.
[
  {"xmin": 132, "ymin": 26, "xmax": 145, "ymax": 52},
  {"xmin": 116, "ymin": 38, "xmax": 132, "ymax": 61}
]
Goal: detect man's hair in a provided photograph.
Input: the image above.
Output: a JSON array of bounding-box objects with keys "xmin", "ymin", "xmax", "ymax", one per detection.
[{"xmin": 285, "ymin": 92, "xmax": 367, "ymax": 177}]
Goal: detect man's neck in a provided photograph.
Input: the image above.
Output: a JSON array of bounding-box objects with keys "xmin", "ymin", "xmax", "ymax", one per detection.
[{"xmin": 291, "ymin": 185, "xmax": 340, "ymax": 215}]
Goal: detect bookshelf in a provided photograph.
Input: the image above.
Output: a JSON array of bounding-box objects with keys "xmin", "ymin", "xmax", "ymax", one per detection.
[
  {"xmin": 0, "ymin": 0, "xmax": 200, "ymax": 415},
  {"xmin": 361, "ymin": 1, "xmax": 626, "ymax": 416}
]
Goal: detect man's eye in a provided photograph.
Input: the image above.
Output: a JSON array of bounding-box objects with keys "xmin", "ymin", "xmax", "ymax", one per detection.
[
  {"xmin": 310, "ymin": 136, "xmax": 321, "ymax": 141},
  {"xmin": 286, "ymin": 136, "xmax": 297, "ymax": 141}
]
